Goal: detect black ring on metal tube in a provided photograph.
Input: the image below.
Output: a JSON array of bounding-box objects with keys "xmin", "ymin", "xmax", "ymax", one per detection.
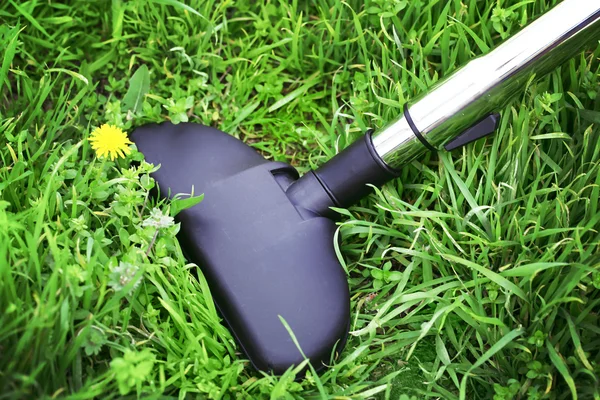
[{"xmin": 403, "ymin": 104, "xmax": 436, "ymax": 152}]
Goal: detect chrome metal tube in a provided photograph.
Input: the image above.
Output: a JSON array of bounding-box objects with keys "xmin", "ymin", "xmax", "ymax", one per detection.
[{"xmin": 372, "ymin": 0, "xmax": 600, "ymax": 169}]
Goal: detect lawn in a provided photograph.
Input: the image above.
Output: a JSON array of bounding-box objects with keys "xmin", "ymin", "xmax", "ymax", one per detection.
[{"xmin": 1, "ymin": 0, "xmax": 599, "ymax": 399}]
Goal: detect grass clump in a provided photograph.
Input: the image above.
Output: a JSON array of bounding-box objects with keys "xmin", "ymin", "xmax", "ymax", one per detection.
[{"xmin": 1, "ymin": 0, "xmax": 599, "ymax": 399}]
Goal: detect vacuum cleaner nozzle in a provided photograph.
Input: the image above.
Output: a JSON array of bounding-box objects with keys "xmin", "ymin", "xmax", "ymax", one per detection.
[
  {"xmin": 131, "ymin": 123, "xmax": 351, "ymax": 373},
  {"xmin": 132, "ymin": 0, "xmax": 600, "ymax": 375}
]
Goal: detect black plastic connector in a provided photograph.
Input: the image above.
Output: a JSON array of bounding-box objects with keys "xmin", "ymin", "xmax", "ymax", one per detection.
[{"xmin": 287, "ymin": 132, "xmax": 399, "ymax": 217}]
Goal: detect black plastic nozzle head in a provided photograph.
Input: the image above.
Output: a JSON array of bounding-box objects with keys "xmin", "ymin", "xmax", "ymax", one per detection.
[{"xmin": 131, "ymin": 123, "xmax": 350, "ymax": 374}]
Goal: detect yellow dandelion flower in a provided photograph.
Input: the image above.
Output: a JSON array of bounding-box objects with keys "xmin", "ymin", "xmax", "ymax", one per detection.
[{"xmin": 89, "ymin": 124, "xmax": 133, "ymax": 160}]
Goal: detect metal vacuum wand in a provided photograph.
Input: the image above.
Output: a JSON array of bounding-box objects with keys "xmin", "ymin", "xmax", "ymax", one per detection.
[
  {"xmin": 372, "ymin": 0, "xmax": 600, "ymax": 169},
  {"xmin": 288, "ymin": 0, "xmax": 600, "ymax": 217}
]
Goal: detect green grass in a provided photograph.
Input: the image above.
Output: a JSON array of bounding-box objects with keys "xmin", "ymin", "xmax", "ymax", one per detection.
[{"xmin": 1, "ymin": 0, "xmax": 600, "ymax": 398}]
